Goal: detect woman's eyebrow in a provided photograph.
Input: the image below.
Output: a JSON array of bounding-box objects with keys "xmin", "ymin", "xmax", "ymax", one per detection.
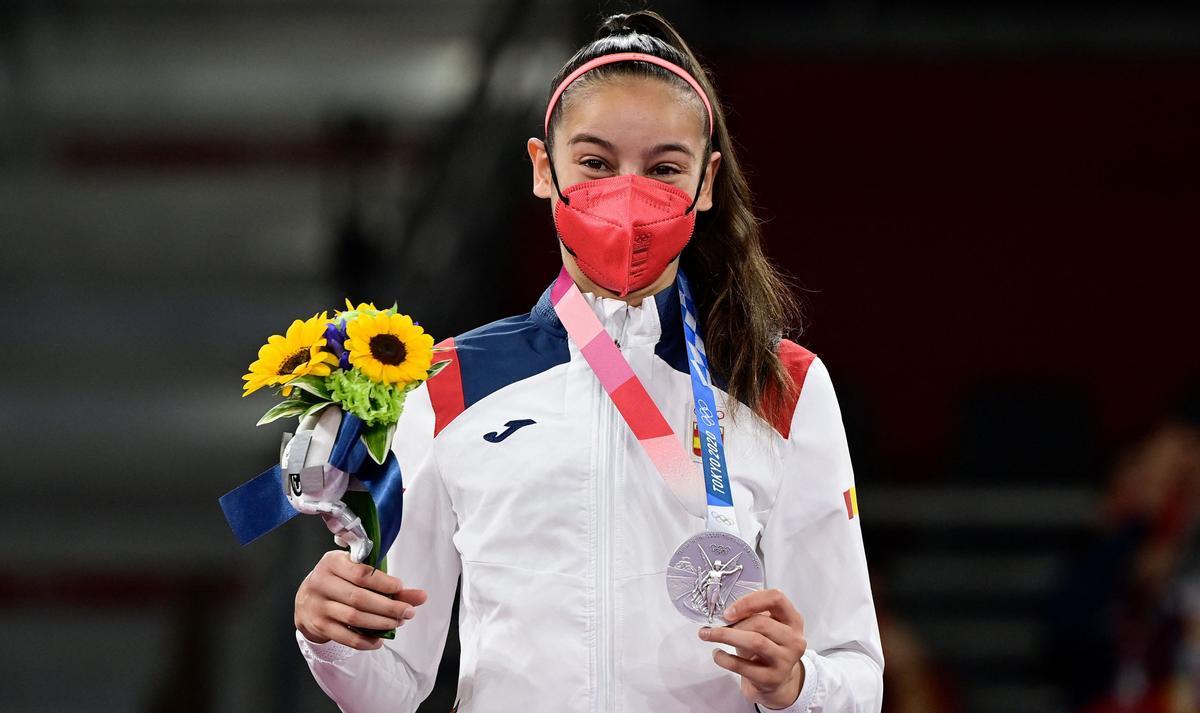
[
  {"xmin": 566, "ymin": 133, "xmax": 695, "ymax": 159},
  {"xmin": 567, "ymin": 133, "xmax": 616, "ymax": 151},
  {"xmin": 645, "ymin": 142, "xmax": 694, "ymax": 159}
]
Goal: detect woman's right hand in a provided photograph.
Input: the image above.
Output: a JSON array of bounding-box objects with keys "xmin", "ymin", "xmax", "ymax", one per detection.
[{"xmin": 295, "ymin": 550, "xmax": 429, "ymax": 650}]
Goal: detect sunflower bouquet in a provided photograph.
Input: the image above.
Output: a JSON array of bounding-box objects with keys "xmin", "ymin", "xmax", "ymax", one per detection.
[
  {"xmin": 227, "ymin": 299, "xmax": 447, "ymax": 557},
  {"xmin": 242, "ymin": 300, "xmax": 449, "ymax": 464},
  {"xmin": 219, "ymin": 301, "xmax": 448, "ymax": 637}
]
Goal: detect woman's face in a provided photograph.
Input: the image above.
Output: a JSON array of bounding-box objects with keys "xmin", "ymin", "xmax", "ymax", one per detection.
[{"xmin": 526, "ymin": 75, "xmax": 722, "ymax": 302}]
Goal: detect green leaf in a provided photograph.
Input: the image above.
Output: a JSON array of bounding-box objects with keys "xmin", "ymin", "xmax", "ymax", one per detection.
[
  {"xmin": 287, "ymin": 375, "xmax": 332, "ymax": 401},
  {"xmin": 427, "ymin": 359, "xmax": 452, "ymax": 379},
  {"xmin": 361, "ymin": 421, "xmax": 396, "ymax": 465},
  {"xmin": 341, "ymin": 490, "xmax": 395, "ymax": 639},
  {"xmin": 302, "ymin": 400, "xmax": 334, "ymax": 420},
  {"xmin": 256, "ymin": 399, "xmax": 308, "ymax": 426}
]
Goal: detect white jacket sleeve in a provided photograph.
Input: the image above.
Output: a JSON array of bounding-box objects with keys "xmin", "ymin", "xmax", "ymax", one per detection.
[
  {"xmin": 295, "ymin": 385, "xmax": 462, "ymax": 713},
  {"xmin": 758, "ymin": 357, "xmax": 885, "ymax": 713}
]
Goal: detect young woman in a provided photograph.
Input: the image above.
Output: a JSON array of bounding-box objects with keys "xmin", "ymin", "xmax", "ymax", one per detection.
[{"xmin": 293, "ymin": 11, "xmax": 883, "ymax": 712}]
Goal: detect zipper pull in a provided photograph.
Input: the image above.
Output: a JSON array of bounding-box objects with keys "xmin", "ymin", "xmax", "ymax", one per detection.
[{"xmin": 615, "ymin": 304, "xmax": 631, "ymax": 349}]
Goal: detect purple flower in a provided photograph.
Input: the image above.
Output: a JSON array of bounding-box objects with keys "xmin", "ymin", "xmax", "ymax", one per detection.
[{"xmin": 324, "ymin": 320, "xmax": 351, "ymax": 370}]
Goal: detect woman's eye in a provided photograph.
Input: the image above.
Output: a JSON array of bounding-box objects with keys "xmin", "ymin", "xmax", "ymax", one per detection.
[
  {"xmin": 581, "ymin": 158, "xmax": 607, "ymax": 171},
  {"xmin": 652, "ymin": 165, "xmax": 682, "ymax": 176}
]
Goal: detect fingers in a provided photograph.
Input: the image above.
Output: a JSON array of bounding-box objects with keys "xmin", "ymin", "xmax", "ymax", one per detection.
[
  {"xmin": 711, "ymin": 646, "xmax": 805, "ymax": 695},
  {"xmin": 295, "ymin": 550, "xmax": 429, "ymax": 651},
  {"xmin": 701, "ymin": 596, "xmax": 809, "ymax": 703},
  {"xmin": 320, "ymin": 551, "xmax": 428, "ymax": 608},
  {"xmin": 700, "ymin": 614, "xmax": 792, "ymax": 667},
  {"xmin": 324, "ymin": 600, "xmax": 410, "ymax": 632},
  {"xmin": 322, "ymin": 550, "xmax": 404, "ymax": 596},
  {"xmin": 699, "ymin": 613, "xmax": 802, "ymax": 666},
  {"xmin": 724, "ymin": 588, "xmax": 805, "ymax": 631},
  {"xmin": 733, "ymin": 612, "xmax": 807, "ymax": 656},
  {"xmin": 397, "ymin": 587, "xmax": 429, "ymax": 607},
  {"xmin": 316, "ymin": 550, "xmax": 419, "ymax": 618},
  {"xmin": 711, "ymin": 649, "xmax": 795, "ymax": 690},
  {"xmin": 311, "ymin": 569, "xmax": 416, "ymax": 621},
  {"xmin": 302, "ymin": 617, "xmax": 386, "ymax": 651}
]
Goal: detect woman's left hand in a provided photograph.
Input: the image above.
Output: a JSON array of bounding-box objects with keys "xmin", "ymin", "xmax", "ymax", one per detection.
[{"xmin": 699, "ymin": 588, "xmax": 807, "ymax": 710}]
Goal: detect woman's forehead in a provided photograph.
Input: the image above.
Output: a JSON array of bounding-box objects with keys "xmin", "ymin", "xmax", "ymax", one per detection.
[{"xmin": 558, "ymin": 76, "xmax": 707, "ymax": 150}]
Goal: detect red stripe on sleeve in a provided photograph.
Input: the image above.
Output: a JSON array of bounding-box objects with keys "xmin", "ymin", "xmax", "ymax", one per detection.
[
  {"xmin": 427, "ymin": 337, "xmax": 465, "ymax": 437},
  {"xmin": 765, "ymin": 339, "xmax": 816, "ymax": 440}
]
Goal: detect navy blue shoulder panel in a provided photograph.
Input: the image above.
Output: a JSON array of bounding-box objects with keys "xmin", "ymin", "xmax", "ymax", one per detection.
[
  {"xmin": 453, "ymin": 302, "xmax": 570, "ymax": 410},
  {"xmin": 650, "ymin": 279, "xmax": 729, "ymax": 391},
  {"xmin": 651, "ymin": 279, "xmax": 690, "ymax": 377}
]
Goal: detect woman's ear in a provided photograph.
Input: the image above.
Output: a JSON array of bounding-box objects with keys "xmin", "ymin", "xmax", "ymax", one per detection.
[
  {"xmin": 527, "ymin": 138, "xmax": 554, "ymax": 200},
  {"xmin": 695, "ymin": 150, "xmax": 722, "ymax": 212}
]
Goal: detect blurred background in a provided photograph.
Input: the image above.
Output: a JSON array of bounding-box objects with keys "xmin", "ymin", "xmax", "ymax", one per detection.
[{"xmin": 2, "ymin": 0, "xmax": 1198, "ymax": 712}]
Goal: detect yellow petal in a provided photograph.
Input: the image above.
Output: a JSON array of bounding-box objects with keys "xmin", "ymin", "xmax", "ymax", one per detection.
[
  {"xmin": 389, "ymin": 313, "xmax": 414, "ymax": 333},
  {"xmin": 398, "ymin": 363, "xmax": 425, "ymax": 383},
  {"xmin": 284, "ymin": 319, "xmax": 305, "ymax": 341}
]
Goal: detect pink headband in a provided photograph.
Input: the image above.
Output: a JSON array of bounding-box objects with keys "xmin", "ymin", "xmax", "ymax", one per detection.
[{"xmin": 543, "ymin": 51, "xmax": 714, "ymax": 139}]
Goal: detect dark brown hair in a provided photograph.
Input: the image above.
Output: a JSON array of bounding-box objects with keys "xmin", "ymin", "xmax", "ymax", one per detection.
[{"xmin": 545, "ymin": 10, "xmax": 803, "ymax": 423}]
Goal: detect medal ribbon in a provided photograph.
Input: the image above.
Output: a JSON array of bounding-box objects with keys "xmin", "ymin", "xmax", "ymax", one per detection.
[
  {"xmin": 676, "ymin": 270, "xmax": 740, "ymax": 534},
  {"xmin": 550, "ymin": 267, "xmax": 740, "ymax": 534}
]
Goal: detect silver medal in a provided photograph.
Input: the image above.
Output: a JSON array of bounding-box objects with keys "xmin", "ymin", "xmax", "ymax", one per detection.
[{"xmin": 666, "ymin": 530, "xmax": 764, "ymax": 625}]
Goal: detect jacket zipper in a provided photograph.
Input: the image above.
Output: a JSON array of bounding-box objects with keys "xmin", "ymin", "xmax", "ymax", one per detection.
[
  {"xmin": 596, "ymin": 305, "xmax": 630, "ymax": 713},
  {"xmin": 596, "ymin": 375, "xmax": 613, "ymax": 713}
]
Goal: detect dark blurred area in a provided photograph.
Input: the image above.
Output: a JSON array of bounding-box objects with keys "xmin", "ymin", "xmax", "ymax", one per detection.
[{"xmin": 2, "ymin": 1, "xmax": 1197, "ymax": 712}]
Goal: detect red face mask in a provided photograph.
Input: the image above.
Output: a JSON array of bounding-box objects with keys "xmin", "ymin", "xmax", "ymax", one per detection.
[{"xmin": 551, "ymin": 167, "xmax": 707, "ymax": 297}]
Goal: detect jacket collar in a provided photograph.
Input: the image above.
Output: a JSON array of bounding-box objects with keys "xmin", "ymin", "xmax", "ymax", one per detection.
[{"xmin": 531, "ymin": 272, "xmax": 685, "ymax": 355}]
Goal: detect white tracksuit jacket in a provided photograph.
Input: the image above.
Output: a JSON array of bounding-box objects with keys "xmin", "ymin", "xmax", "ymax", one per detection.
[{"xmin": 296, "ymin": 276, "xmax": 884, "ymax": 713}]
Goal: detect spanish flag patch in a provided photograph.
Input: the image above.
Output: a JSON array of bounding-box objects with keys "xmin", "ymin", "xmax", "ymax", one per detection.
[{"xmin": 843, "ymin": 487, "xmax": 859, "ymax": 520}]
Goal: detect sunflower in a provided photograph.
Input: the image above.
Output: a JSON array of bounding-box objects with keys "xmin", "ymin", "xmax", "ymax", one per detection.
[
  {"xmin": 242, "ymin": 312, "xmax": 339, "ymax": 397},
  {"xmin": 336, "ymin": 298, "xmax": 381, "ymax": 316},
  {"xmin": 344, "ymin": 311, "xmax": 435, "ymax": 385}
]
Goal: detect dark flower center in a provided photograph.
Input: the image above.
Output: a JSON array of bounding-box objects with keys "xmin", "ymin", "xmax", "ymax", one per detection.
[
  {"xmin": 278, "ymin": 349, "xmax": 310, "ymax": 375},
  {"xmin": 369, "ymin": 334, "xmax": 407, "ymax": 366}
]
